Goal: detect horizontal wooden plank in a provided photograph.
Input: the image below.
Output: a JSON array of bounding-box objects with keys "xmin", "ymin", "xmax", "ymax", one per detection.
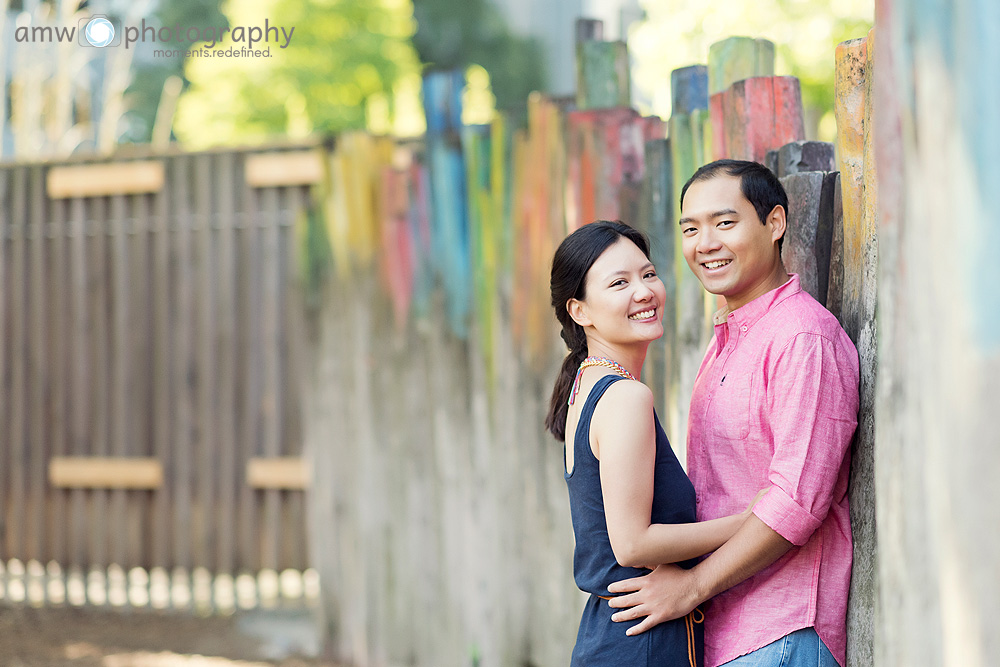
[
  {"xmin": 47, "ymin": 162, "xmax": 165, "ymax": 198},
  {"xmin": 49, "ymin": 457, "xmax": 164, "ymax": 489},
  {"xmin": 246, "ymin": 457, "xmax": 310, "ymax": 490},
  {"xmin": 245, "ymin": 151, "xmax": 323, "ymax": 187}
]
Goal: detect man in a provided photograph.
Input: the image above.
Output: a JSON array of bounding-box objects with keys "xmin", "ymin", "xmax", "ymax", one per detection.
[{"xmin": 607, "ymin": 160, "xmax": 859, "ymax": 667}]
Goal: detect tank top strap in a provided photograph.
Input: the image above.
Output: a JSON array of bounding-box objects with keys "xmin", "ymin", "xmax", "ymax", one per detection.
[{"xmin": 573, "ymin": 374, "xmax": 627, "ymax": 447}]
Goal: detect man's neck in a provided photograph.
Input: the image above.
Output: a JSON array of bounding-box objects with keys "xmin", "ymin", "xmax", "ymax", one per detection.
[{"xmin": 723, "ymin": 263, "xmax": 790, "ymax": 313}]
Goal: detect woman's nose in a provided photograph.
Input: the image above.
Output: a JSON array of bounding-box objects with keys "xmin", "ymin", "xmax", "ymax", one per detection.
[{"xmin": 634, "ymin": 281, "xmax": 654, "ymax": 301}]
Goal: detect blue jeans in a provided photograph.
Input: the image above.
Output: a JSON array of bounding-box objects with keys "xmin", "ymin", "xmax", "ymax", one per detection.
[{"xmin": 720, "ymin": 628, "xmax": 838, "ymax": 667}]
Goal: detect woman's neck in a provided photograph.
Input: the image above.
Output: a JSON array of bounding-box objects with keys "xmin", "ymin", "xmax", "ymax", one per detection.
[{"xmin": 584, "ymin": 340, "xmax": 647, "ymax": 380}]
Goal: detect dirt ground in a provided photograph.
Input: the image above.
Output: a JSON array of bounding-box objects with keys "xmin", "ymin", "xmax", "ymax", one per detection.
[{"xmin": 0, "ymin": 604, "xmax": 345, "ymax": 667}]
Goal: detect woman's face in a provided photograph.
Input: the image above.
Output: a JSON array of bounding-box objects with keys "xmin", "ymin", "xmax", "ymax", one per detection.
[{"xmin": 571, "ymin": 237, "xmax": 667, "ymax": 346}]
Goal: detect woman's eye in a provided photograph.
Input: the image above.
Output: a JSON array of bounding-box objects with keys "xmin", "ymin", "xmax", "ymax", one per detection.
[
  {"xmin": 611, "ymin": 279, "xmax": 626, "ymax": 287},
  {"xmin": 644, "ymin": 271, "xmax": 657, "ymax": 279}
]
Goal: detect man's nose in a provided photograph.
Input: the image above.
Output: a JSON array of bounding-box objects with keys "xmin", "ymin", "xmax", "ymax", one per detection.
[{"xmin": 696, "ymin": 227, "xmax": 722, "ymax": 254}]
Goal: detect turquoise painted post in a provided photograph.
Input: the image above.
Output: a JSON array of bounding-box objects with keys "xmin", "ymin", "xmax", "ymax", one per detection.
[{"xmin": 422, "ymin": 69, "xmax": 471, "ymax": 337}]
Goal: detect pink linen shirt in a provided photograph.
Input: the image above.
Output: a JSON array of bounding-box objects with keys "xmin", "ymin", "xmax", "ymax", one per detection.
[{"xmin": 687, "ymin": 274, "xmax": 859, "ymax": 667}]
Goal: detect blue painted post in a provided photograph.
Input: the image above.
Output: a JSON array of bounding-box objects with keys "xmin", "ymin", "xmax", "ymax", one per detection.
[{"xmin": 422, "ymin": 69, "xmax": 471, "ymax": 337}]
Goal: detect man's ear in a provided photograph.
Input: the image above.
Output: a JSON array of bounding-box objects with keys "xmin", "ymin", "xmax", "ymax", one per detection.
[
  {"xmin": 567, "ymin": 298, "xmax": 591, "ymax": 328},
  {"xmin": 767, "ymin": 204, "xmax": 787, "ymax": 246}
]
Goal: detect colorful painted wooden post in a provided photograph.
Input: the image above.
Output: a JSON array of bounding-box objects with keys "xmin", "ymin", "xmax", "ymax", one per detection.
[
  {"xmin": 707, "ymin": 37, "xmax": 775, "ymax": 160},
  {"xmin": 779, "ymin": 171, "xmax": 838, "ymax": 305},
  {"xmin": 667, "ymin": 65, "xmax": 711, "ymax": 462},
  {"xmin": 823, "ymin": 172, "xmax": 845, "ymax": 321},
  {"xmin": 566, "ymin": 107, "xmax": 647, "ymax": 231},
  {"xmin": 872, "ymin": 0, "xmax": 1000, "ymax": 662},
  {"xmin": 774, "ymin": 140, "xmax": 836, "ymax": 177},
  {"xmin": 462, "ymin": 119, "xmax": 509, "ymax": 386},
  {"xmin": 379, "ymin": 161, "xmax": 416, "ymax": 332},
  {"xmin": 325, "ymin": 132, "xmax": 391, "ymax": 277},
  {"xmin": 423, "ymin": 69, "xmax": 471, "ymax": 337},
  {"xmin": 636, "ymin": 137, "xmax": 675, "ymax": 432},
  {"xmin": 575, "ymin": 17, "xmax": 603, "ymax": 43},
  {"xmin": 720, "ymin": 76, "xmax": 805, "ymax": 163},
  {"xmin": 575, "ymin": 18, "xmax": 630, "ymax": 111},
  {"xmin": 407, "ymin": 160, "xmax": 434, "ymax": 319},
  {"xmin": 707, "ymin": 37, "xmax": 775, "ymax": 95},
  {"xmin": 834, "ymin": 31, "xmax": 878, "ymax": 667},
  {"xmin": 511, "ymin": 93, "xmax": 567, "ymax": 362}
]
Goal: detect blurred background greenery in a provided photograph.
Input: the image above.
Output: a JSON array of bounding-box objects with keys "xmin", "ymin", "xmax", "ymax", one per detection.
[{"xmin": 1, "ymin": 0, "xmax": 872, "ymax": 157}]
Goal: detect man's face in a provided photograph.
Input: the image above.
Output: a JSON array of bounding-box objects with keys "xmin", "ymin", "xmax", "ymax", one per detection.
[{"xmin": 678, "ymin": 174, "xmax": 784, "ymax": 312}]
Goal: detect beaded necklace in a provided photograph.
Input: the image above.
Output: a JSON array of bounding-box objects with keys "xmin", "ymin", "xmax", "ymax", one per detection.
[{"xmin": 568, "ymin": 356, "xmax": 638, "ymax": 405}]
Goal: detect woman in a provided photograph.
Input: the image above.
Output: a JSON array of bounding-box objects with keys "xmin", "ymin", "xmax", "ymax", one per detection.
[{"xmin": 545, "ymin": 221, "xmax": 763, "ymax": 666}]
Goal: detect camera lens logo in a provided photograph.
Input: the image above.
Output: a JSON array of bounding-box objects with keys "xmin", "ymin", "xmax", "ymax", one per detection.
[
  {"xmin": 78, "ymin": 15, "xmax": 121, "ymax": 47},
  {"xmin": 85, "ymin": 17, "xmax": 115, "ymax": 46}
]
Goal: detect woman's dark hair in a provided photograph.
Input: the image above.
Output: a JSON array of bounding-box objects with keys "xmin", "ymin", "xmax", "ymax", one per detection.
[{"xmin": 545, "ymin": 221, "xmax": 651, "ymax": 441}]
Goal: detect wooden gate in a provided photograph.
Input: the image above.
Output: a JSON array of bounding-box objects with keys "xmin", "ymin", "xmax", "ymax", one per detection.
[{"xmin": 0, "ymin": 146, "xmax": 318, "ymax": 609}]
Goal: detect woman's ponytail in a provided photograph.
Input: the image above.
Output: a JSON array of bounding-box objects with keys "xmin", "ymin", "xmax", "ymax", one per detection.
[{"xmin": 545, "ymin": 326, "xmax": 587, "ymax": 441}]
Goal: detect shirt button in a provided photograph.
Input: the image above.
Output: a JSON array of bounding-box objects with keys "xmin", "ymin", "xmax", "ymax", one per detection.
[{"xmin": 741, "ymin": 325, "xmax": 748, "ymax": 332}]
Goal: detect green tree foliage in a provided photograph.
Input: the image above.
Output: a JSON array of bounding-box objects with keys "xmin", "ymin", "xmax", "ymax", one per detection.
[
  {"xmin": 175, "ymin": 0, "xmax": 420, "ymax": 146},
  {"xmin": 121, "ymin": 0, "xmax": 227, "ymax": 143},
  {"xmin": 411, "ymin": 0, "xmax": 545, "ymax": 111}
]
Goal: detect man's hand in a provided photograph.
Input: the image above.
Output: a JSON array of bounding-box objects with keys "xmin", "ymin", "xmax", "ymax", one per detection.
[{"xmin": 606, "ymin": 564, "xmax": 701, "ymax": 636}]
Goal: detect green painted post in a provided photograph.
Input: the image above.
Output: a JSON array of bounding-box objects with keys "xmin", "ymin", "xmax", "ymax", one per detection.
[
  {"xmin": 707, "ymin": 37, "xmax": 775, "ymax": 160},
  {"xmin": 707, "ymin": 37, "xmax": 775, "ymax": 95},
  {"xmin": 637, "ymin": 138, "xmax": 674, "ymax": 429},
  {"xmin": 667, "ymin": 65, "xmax": 711, "ymax": 463},
  {"xmin": 575, "ymin": 18, "xmax": 630, "ymax": 111}
]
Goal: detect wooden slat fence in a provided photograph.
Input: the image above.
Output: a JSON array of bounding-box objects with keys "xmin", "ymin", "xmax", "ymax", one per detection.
[{"xmin": 0, "ymin": 148, "xmax": 313, "ymax": 609}]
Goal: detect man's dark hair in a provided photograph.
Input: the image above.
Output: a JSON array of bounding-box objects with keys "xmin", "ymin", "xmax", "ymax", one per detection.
[{"xmin": 679, "ymin": 159, "xmax": 788, "ymax": 253}]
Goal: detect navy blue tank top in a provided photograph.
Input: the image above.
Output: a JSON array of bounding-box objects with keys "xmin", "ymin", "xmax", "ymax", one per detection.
[{"xmin": 565, "ymin": 374, "xmax": 703, "ymax": 666}]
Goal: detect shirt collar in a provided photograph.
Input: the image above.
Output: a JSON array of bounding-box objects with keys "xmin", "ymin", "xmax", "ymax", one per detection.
[{"xmin": 712, "ymin": 274, "xmax": 801, "ymax": 332}]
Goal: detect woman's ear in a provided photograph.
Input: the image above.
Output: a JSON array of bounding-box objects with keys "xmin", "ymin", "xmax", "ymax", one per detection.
[{"xmin": 567, "ymin": 298, "xmax": 591, "ymax": 327}]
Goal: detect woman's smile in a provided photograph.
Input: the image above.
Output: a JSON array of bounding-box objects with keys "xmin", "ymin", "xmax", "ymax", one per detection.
[{"xmin": 628, "ymin": 308, "xmax": 657, "ymax": 321}]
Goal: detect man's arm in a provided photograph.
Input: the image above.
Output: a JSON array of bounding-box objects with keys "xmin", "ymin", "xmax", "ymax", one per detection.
[
  {"xmin": 607, "ymin": 515, "xmax": 791, "ymax": 635},
  {"xmin": 609, "ymin": 332, "xmax": 858, "ymax": 635}
]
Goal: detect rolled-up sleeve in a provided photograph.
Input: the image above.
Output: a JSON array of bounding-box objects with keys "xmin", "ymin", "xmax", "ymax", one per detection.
[{"xmin": 752, "ymin": 332, "xmax": 859, "ymax": 546}]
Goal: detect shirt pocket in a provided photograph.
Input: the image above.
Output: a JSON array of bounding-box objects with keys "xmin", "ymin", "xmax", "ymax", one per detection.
[{"xmin": 706, "ymin": 370, "xmax": 753, "ymax": 440}]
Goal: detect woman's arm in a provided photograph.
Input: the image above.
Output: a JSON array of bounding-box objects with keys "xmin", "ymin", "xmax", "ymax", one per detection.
[{"xmin": 592, "ymin": 380, "xmax": 764, "ymax": 568}]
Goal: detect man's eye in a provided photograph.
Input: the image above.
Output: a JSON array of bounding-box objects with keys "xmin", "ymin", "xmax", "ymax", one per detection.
[{"xmin": 719, "ymin": 220, "xmax": 736, "ymax": 227}]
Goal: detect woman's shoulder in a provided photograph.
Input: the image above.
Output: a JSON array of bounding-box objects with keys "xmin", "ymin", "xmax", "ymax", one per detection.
[{"xmin": 589, "ymin": 375, "xmax": 653, "ymax": 419}]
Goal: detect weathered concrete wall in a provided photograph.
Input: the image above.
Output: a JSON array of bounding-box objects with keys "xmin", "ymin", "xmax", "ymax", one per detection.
[
  {"xmin": 873, "ymin": 0, "xmax": 1000, "ymax": 665},
  {"xmin": 303, "ymin": 279, "xmax": 581, "ymax": 667}
]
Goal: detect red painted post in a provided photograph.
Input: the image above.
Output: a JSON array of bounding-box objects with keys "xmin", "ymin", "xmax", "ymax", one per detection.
[
  {"xmin": 721, "ymin": 76, "xmax": 805, "ymax": 163},
  {"xmin": 565, "ymin": 107, "xmax": 647, "ymax": 231}
]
